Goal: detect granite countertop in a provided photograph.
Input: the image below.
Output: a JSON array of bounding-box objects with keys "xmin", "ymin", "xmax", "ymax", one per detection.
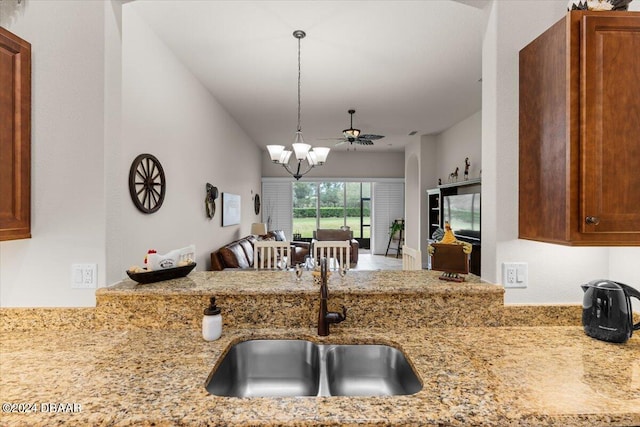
[
  {"xmin": 93, "ymin": 270, "xmax": 506, "ymax": 331},
  {"xmin": 2, "ymin": 270, "xmax": 639, "ymax": 426},
  {"xmin": 97, "ymin": 270, "xmax": 494, "ymax": 295},
  {"xmin": 2, "ymin": 325, "xmax": 639, "ymax": 426}
]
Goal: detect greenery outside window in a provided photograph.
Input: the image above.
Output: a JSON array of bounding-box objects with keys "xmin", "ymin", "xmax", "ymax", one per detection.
[{"xmin": 293, "ymin": 182, "xmax": 371, "ymax": 241}]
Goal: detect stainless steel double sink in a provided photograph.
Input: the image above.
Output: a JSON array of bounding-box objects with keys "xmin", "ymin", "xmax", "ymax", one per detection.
[{"xmin": 205, "ymin": 339, "xmax": 422, "ymax": 397}]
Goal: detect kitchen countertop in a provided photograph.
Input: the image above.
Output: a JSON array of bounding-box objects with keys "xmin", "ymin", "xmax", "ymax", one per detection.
[
  {"xmin": 97, "ymin": 270, "xmax": 492, "ymax": 295},
  {"xmin": 2, "ymin": 325, "xmax": 639, "ymax": 426},
  {"xmin": 94, "ymin": 270, "xmax": 506, "ymax": 330},
  {"xmin": 2, "ymin": 270, "xmax": 639, "ymax": 426}
]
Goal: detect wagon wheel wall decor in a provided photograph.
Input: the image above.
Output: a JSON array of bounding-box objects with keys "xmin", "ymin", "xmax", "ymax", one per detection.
[{"xmin": 128, "ymin": 154, "xmax": 166, "ymax": 214}]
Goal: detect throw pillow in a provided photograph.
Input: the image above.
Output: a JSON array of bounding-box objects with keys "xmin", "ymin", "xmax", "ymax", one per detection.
[{"xmin": 271, "ymin": 230, "xmax": 287, "ymax": 241}]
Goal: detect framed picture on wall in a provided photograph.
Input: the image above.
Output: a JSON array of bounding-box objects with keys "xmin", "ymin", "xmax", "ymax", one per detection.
[{"xmin": 222, "ymin": 193, "xmax": 241, "ymax": 227}]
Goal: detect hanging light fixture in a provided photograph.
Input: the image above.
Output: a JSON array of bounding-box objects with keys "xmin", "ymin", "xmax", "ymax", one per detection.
[
  {"xmin": 267, "ymin": 30, "xmax": 330, "ymax": 180},
  {"xmin": 343, "ymin": 109, "xmax": 361, "ymax": 141}
]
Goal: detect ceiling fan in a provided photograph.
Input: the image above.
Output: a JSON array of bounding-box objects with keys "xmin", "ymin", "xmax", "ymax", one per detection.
[{"xmin": 330, "ymin": 109, "xmax": 385, "ymax": 147}]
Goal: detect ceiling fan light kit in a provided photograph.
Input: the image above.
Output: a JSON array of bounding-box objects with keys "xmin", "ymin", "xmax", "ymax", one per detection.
[
  {"xmin": 331, "ymin": 109, "xmax": 385, "ymax": 148},
  {"xmin": 267, "ymin": 30, "xmax": 330, "ymax": 180},
  {"xmin": 343, "ymin": 109, "xmax": 361, "ymax": 140}
]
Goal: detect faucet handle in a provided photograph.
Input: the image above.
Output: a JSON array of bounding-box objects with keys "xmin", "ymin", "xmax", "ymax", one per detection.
[{"xmin": 325, "ymin": 306, "xmax": 347, "ymax": 324}]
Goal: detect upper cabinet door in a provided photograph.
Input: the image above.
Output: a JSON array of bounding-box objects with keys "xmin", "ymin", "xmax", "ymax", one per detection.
[
  {"xmin": 580, "ymin": 15, "xmax": 640, "ymax": 235},
  {"xmin": 519, "ymin": 11, "xmax": 640, "ymax": 246},
  {"xmin": 0, "ymin": 28, "xmax": 31, "ymax": 241}
]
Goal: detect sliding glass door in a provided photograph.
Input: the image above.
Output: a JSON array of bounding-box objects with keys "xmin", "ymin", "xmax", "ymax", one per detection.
[
  {"xmin": 319, "ymin": 182, "xmax": 345, "ymax": 230},
  {"xmin": 292, "ymin": 182, "xmax": 317, "ymax": 239},
  {"xmin": 346, "ymin": 182, "xmax": 370, "ymax": 248},
  {"xmin": 292, "ymin": 181, "xmax": 371, "ymax": 244}
]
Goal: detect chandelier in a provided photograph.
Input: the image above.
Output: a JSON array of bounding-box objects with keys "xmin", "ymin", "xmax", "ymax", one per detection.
[{"xmin": 267, "ymin": 30, "xmax": 329, "ymax": 180}]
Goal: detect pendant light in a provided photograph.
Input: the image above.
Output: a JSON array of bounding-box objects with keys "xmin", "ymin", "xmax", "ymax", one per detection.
[{"xmin": 267, "ymin": 30, "xmax": 330, "ymax": 180}]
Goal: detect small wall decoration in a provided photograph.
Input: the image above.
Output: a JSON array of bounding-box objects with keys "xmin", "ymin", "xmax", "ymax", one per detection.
[
  {"xmin": 254, "ymin": 194, "xmax": 261, "ymax": 215},
  {"xmin": 128, "ymin": 153, "xmax": 166, "ymax": 214},
  {"xmin": 222, "ymin": 193, "xmax": 241, "ymax": 226},
  {"xmin": 205, "ymin": 183, "xmax": 218, "ymax": 219}
]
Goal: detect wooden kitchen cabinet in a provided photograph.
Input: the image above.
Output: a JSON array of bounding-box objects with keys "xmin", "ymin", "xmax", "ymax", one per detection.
[
  {"xmin": 519, "ymin": 11, "xmax": 640, "ymax": 246},
  {"xmin": 0, "ymin": 28, "xmax": 31, "ymax": 241}
]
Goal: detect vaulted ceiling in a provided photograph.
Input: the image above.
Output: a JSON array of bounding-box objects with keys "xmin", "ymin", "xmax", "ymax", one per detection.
[{"xmin": 129, "ymin": 1, "xmax": 485, "ymax": 152}]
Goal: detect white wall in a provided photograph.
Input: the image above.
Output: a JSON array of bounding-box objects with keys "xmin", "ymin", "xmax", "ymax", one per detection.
[
  {"xmin": 482, "ymin": 0, "xmax": 640, "ymax": 308},
  {"xmin": 404, "ymin": 110, "xmax": 480, "ymax": 268},
  {"xmin": 0, "ymin": 1, "xmax": 262, "ymax": 308},
  {"xmin": 262, "ymin": 150, "xmax": 404, "ymax": 179},
  {"xmin": 0, "ymin": 0, "xmax": 109, "ymax": 307},
  {"xmin": 435, "ymin": 111, "xmax": 482, "ymax": 184},
  {"xmin": 404, "ymin": 134, "xmax": 438, "ymax": 267},
  {"xmin": 404, "ymin": 153, "xmax": 420, "ymax": 251},
  {"xmin": 120, "ymin": 5, "xmax": 262, "ymax": 274}
]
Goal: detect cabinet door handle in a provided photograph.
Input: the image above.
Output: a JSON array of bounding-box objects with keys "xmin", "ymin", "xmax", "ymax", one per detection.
[{"xmin": 585, "ymin": 216, "xmax": 600, "ymax": 225}]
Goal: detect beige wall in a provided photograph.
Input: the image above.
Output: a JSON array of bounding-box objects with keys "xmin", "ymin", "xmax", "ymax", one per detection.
[
  {"xmin": 121, "ymin": 5, "xmax": 262, "ymax": 275},
  {"xmin": 262, "ymin": 150, "xmax": 405, "ymax": 179}
]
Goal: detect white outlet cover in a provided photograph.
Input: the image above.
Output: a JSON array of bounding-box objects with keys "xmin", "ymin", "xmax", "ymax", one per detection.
[
  {"xmin": 71, "ymin": 263, "xmax": 97, "ymax": 289},
  {"xmin": 502, "ymin": 262, "xmax": 527, "ymax": 288}
]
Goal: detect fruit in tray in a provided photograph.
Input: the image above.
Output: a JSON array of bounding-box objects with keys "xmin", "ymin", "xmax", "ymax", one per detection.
[{"xmin": 128, "ymin": 265, "xmax": 147, "ymax": 273}]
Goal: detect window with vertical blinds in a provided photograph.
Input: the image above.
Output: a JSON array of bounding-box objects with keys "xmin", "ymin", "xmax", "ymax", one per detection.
[
  {"xmin": 261, "ymin": 181, "xmax": 293, "ymax": 238},
  {"xmin": 372, "ymin": 182, "xmax": 405, "ymax": 254}
]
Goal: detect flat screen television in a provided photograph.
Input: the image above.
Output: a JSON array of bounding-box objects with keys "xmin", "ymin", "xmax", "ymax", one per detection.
[{"xmin": 442, "ymin": 193, "xmax": 480, "ymax": 242}]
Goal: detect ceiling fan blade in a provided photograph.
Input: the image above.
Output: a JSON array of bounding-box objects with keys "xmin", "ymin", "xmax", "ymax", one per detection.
[
  {"xmin": 358, "ymin": 134, "xmax": 384, "ymax": 140},
  {"xmin": 318, "ymin": 137, "xmax": 346, "ymax": 141},
  {"xmin": 354, "ymin": 139, "xmax": 374, "ymax": 145},
  {"xmin": 334, "ymin": 140, "xmax": 347, "ymax": 146}
]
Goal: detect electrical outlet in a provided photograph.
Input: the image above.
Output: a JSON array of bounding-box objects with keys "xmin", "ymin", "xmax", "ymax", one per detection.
[
  {"xmin": 71, "ymin": 264, "xmax": 97, "ymax": 288},
  {"xmin": 502, "ymin": 262, "xmax": 527, "ymax": 288}
]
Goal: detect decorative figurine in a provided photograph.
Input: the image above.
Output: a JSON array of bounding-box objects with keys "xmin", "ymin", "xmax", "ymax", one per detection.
[
  {"xmin": 464, "ymin": 157, "xmax": 470, "ymax": 181},
  {"xmin": 448, "ymin": 167, "xmax": 459, "ymax": 183},
  {"xmin": 567, "ymin": 0, "xmax": 633, "ymax": 11},
  {"xmin": 427, "ymin": 222, "xmax": 473, "ymax": 282}
]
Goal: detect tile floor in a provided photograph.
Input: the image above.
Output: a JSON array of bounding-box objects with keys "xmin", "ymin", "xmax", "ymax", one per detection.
[{"xmin": 352, "ymin": 250, "xmax": 404, "ymax": 271}]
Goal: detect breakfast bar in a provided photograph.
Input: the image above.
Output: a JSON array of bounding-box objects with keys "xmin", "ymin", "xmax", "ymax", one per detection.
[{"xmin": 1, "ymin": 270, "xmax": 639, "ymax": 426}]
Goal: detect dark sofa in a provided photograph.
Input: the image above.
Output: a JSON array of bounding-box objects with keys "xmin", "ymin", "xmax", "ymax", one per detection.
[{"xmin": 210, "ymin": 231, "xmax": 310, "ymax": 271}]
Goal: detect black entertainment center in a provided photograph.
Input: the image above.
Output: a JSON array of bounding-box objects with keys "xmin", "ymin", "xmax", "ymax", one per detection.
[{"xmin": 427, "ymin": 178, "xmax": 481, "ymax": 276}]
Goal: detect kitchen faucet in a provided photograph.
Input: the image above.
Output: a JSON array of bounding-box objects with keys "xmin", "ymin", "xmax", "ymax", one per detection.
[{"xmin": 318, "ymin": 258, "xmax": 347, "ymax": 336}]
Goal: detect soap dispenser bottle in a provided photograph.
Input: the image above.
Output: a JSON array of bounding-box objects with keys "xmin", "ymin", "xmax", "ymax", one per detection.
[{"xmin": 202, "ymin": 297, "xmax": 222, "ymax": 341}]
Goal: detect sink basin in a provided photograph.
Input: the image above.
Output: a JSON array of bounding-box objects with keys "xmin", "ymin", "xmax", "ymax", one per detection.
[
  {"xmin": 205, "ymin": 339, "xmax": 421, "ymax": 397},
  {"xmin": 325, "ymin": 344, "xmax": 422, "ymax": 396},
  {"xmin": 205, "ymin": 339, "xmax": 320, "ymax": 397}
]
